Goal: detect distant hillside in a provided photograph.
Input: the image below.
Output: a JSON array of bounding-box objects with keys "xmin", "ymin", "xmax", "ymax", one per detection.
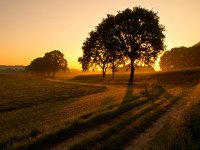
[
  {"xmin": 0, "ymin": 65, "xmax": 25, "ymax": 74},
  {"xmin": 0, "ymin": 65, "xmax": 25, "ymax": 70}
]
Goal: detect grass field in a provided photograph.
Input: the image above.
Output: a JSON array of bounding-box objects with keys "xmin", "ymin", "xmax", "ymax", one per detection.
[
  {"xmin": 0, "ymin": 75, "xmax": 106, "ymax": 150},
  {"xmin": 1, "ymin": 68, "xmax": 200, "ymax": 150}
]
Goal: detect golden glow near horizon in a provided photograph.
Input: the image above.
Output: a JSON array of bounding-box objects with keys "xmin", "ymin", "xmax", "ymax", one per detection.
[{"xmin": 0, "ymin": 0, "xmax": 200, "ymax": 71}]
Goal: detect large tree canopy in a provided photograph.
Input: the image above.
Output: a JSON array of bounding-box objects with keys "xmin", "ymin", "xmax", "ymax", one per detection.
[
  {"xmin": 114, "ymin": 7, "xmax": 165, "ymax": 83},
  {"xmin": 26, "ymin": 50, "xmax": 68, "ymax": 77},
  {"xmin": 43, "ymin": 50, "xmax": 68, "ymax": 77},
  {"xmin": 160, "ymin": 42, "xmax": 200, "ymax": 71},
  {"xmin": 79, "ymin": 7, "xmax": 165, "ymax": 83}
]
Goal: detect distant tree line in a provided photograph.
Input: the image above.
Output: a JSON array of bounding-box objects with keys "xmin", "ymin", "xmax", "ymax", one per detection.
[
  {"xmin": 78, "ymin": 7, "xmax": 165, "ymax": 83},
  {"xmin": 160, "ymin": 42, "xmax": 200, "ymax": 71},
  {"xmin": 26, "ymin": 50, "xmax": 68, "ymax": 78}
]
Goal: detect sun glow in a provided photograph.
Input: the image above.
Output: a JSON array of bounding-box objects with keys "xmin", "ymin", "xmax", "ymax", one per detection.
[{"xmin": 0, "ymin": 0, "xmax": 200, "ymax": 69}]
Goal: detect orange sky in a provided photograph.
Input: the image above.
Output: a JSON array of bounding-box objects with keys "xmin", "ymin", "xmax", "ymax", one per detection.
[{"xmin": 0, "ymin": 0, "xmax": 200, "ymax": 70}]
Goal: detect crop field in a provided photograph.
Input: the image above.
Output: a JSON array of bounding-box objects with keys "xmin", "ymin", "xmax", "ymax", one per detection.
[
  {"xmin": 0, "ymin": 75, "xmax": 106, "ymax": 150},
  {"xmin": 1, "ymin": 68, "xmax": 200, "ymax": 150}
]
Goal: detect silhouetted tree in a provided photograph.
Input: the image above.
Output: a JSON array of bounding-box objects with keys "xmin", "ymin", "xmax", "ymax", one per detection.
[
  {"xmin": 79, "ymin": 7, "xmax": 165, "ymax": 82},
  {"xmin": 96, "ymin": 15, "xmax": 125, "ymax": 80},
  {"xmin": 114, "ymin": 7, "xmax": 165, "ymax": 83},
  {"xmin": 160, "ymin": 43, "xmax": 200, "ymax": 71},
  {"xmin": 26, "ymin": 50, "xmax": 68, "ymax": 77},
  {"xmin": 79, "ymin": 15, "xmax": 126, "ymax": 80},
  {"xmin": 26, "ymin": 57, "xmax": 46, "ymax": 75},
  {"xmin": 79, "ymin": 31, "xmax": 111, "ymax": 80},
  {"xmin": 43, "ymin": 50, "xmax": 68, "ymax": 78}
]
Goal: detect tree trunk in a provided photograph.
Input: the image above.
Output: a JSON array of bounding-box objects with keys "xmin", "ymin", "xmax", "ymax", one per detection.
[
  {"xmin": 112, "ymin": 58, "xmax": 115, "ymax": 80},
  {"xmin": 129, "ymin": 58, "xmax": 135, "ymax": 84},
  {"xmin": 102, "ymin": 69, "xmax": 106, "ymax": 80}
]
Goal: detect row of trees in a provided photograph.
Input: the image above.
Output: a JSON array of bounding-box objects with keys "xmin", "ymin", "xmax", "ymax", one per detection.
[
  {"xmin": 26, "ymin": 50, "xmax": 68, "ymax": 78},
  {"xmin": 78, "ymin": 7, "xmax": 165, "ymax": 83},
  {"xmin": 160, "ymin": 42, "xmax": 200, "ymax": 71}
]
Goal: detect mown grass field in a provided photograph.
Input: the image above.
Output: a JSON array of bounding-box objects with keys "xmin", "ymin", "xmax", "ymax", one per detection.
[{"xmin": 1, "ymin": 68, "xmax": 200, "ymax": 150}]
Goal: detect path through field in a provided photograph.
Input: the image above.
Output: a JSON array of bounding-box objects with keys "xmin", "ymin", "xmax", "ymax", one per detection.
[
  {"xmin": 45, "ymin": 79, "xmax": 190, "ymax": 150},
  {"xmin": 46, "ymin": 79, "xmax": 136, "ymax": 121},
  {"xmin": 124, "ymin": 87, "xmax": 190, "ymax": 150}
]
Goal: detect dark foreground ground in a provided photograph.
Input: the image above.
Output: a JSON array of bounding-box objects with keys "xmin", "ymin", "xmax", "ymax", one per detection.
[{"xmin": 1, "ymin": 68, "xmax": 200, "ymax": 150}]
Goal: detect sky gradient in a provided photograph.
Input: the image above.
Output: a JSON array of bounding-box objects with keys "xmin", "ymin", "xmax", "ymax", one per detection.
[{"xmin": 0, "ymin": 0, "xmax": 200, "ymax": 70}]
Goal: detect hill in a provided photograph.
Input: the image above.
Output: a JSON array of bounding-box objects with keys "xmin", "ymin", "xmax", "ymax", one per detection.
[
  {"xmin": 0, "ymin": 65, "xmax": 25, "ymax": 74},
  {"xmin": 0, "ymin": 65, "xmax": 25, "ymax": 70}
]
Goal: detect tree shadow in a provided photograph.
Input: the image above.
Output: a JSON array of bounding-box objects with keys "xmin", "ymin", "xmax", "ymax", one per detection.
[
  {"xmin": 120, "ymin": 82, "xmax": 171, "ymax": 105},
  {"xmin": 121, "ymin": 84, "xmax": 134, "ymax": 104}
]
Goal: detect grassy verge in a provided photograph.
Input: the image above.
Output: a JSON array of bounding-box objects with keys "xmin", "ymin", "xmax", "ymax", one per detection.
[{"xmin": 71, "ymin": 68, "xmax": 200, "ymax": 85}]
